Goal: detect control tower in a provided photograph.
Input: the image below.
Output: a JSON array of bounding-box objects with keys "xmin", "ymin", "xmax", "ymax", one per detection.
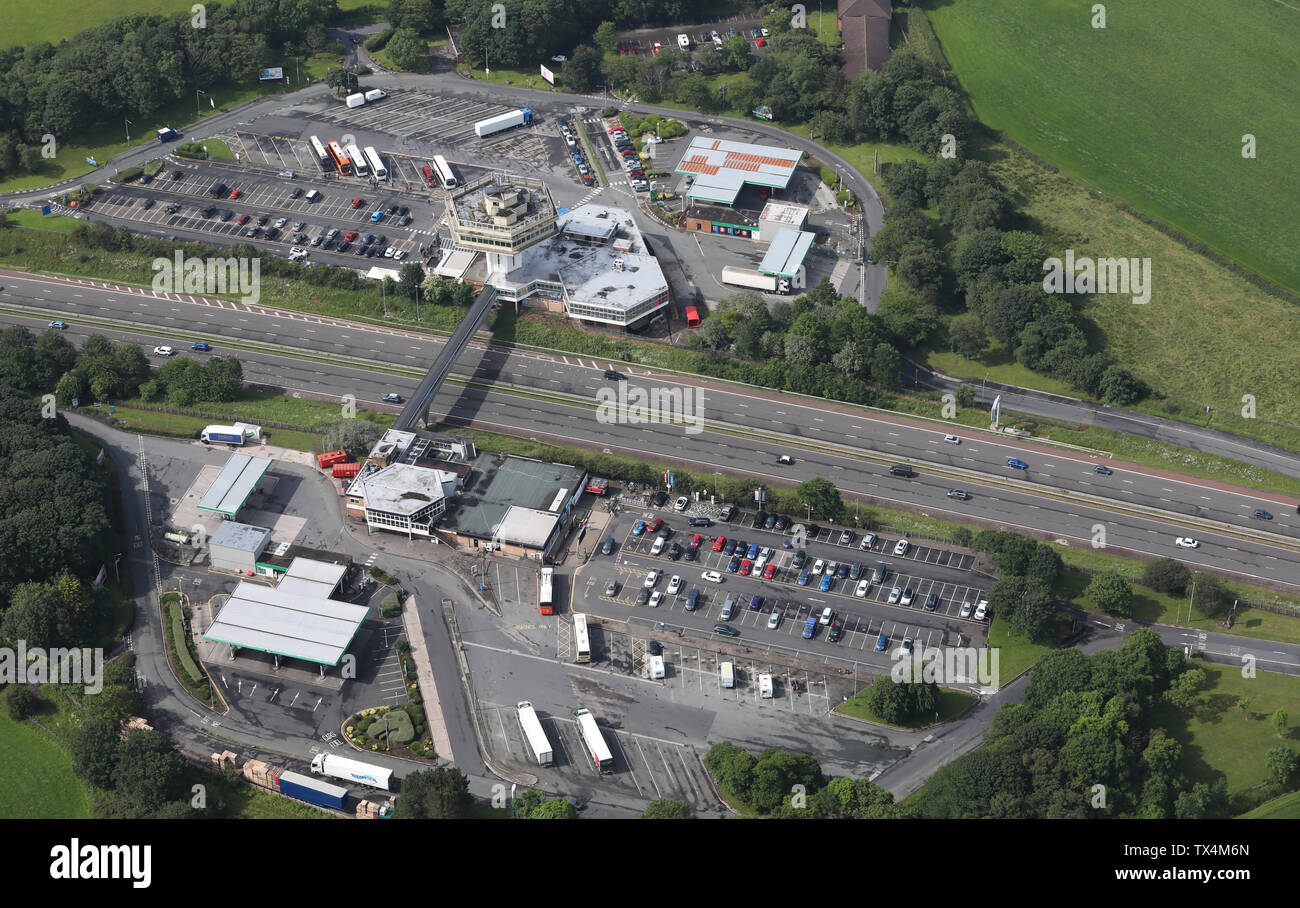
[{"xmin": 445, "ymin": 173, "xmax": 559, "ymax": 279}]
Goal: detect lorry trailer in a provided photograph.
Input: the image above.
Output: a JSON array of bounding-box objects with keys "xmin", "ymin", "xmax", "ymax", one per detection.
[
  {"xmin": 345, "ymin": 92, "xmax": 366, "ymax": 108},
  {"xmin": 721, "ymin": 266, "xmax": 790, "ymax": 294},
  {"xmin": 277, "ymin": 770, "xmax": 348, "ymax": 809},
  {"xmin": 474, "ymin": 108, "xmax": 534, "ymax": 138},
  {"xmin": 310, "ymin": 753, "xmax": 392, "ymax": 790},
  {"xmin": 331, "ymin": 462, "xmax": 361, "ymax": 478},
  {"xmin": 201, "ymin": 424, "xmax": 245, "ymax": 445},
  {"xmin": 516, "ymin": 701, "xmax": 554, "ymax": 766}
]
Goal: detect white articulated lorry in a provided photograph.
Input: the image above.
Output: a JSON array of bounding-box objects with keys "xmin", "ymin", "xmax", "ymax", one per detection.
[
  {"xmin": 474, "ymin": 108, "xmax": 534, "ymax": 138},
  {"xmin": 310, "ymin": 753, "xmax": 392, "ymax": 790},
  {"xmin": 721, "ymin": 266, "xmax": 790, "ymax": 294}
]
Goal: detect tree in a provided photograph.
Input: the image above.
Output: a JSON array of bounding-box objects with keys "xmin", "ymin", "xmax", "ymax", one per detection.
[
  {"xmin": 747, "ymin": 748, "xmax": 824, "ymax": 814},
  {"xmin": 1237, "ymin": 696, "xmax": 1253, "ymax": 720},
  {"xmin": 564, "ymin": 45, "xmax": 602, "ymax": 93},
  {"xmin": 1024, "ymin": 649, "xmax": 1092, "ymax": 709},
  {"xmin": 948, "ymin": 314, "xmax": 987, "ymax": 359},
  {"xmin": 704, "ymin": 741, "xmax": 754, "ymax": 803},
  {"xmin": 113, "ymin": 730, "xmax": 188, "ymax": 818},
  {"xmin": 797, "ymin": 477, "xmax": 842, "ymax": 522},
  {"xmin": 4, "ymin": 685, "xmax": 39, "ymax": 720},
  {"xmin": 529, "ymin": 798, "xmax": 579, "ymax": 818},
  {"xmin": 868, "ymin": 342, "xmax": 900, "ymax": 388},
  {"xmin": 1142, "ymin": 558, "xmax": 1191, "ymax": 596},
  {"xmin": 593, "ymin": 21, "xmax": 618, "ymax": 53},
  {"xmin": 1190, "ymin": 573, "xmax": 1233, "ymax": 618},
  {"xmin": 1164, "ymin": 667, "xmax": 1206, "ymax": 711},
  {"xmin": 722, "ymin": 36, "xmax": 752, "ymax": 71},
  {"xmin": 831, "ymin": 340, "xmax": 864, "ymax": 377},
  {"xmin": 1273, "ymin": 708, "xmax": 1289, "ymax": 739},
  {"xmin": 398, "ymin": 263, "xmax": 425, "ymax": 297},
  {"xmin": 512, "ymin": 788, "xmax": 544, "ymax": 818},
  {"xmin": 394, "ymin": 767, "xmax": 474, "ymax": 818},
  {"xmin": 814, "ymin": 777, "xmax": 898, "ymax": 818},
  {"xmin": 1266, "ymin": 746, "xmax": 1298, "ymax": 786},
  {"xmin": 322, "ymin": 419, "xmax": 384, "ymax": 460},
  {"xmin": 641, "ymin": 799, "xmax": 693, "ymax": 819},
  {"xmin": 876, "ymin": 287, "xmax": 939, "ymax": 347},
  {"xmin": 324, "ymin": 67, "xmax": 359, "ymax": 95},
  {"xmin": 71, "ymin": 717, "xmax": 122, "ymax": 789},
  {"xmin": 1096, "ymin": 365, "xmax": 1147, "ymax": 405},
  {"xmin": 385, "ymin": 28, "xmax": 430, "ymax": 72},
  {"xmin": 1086, "ymin": 571, "xmax": 1133, "ymax": 617}
]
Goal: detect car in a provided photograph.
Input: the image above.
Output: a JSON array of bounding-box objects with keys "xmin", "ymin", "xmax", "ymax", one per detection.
[
  {"xmin": 48, "ymin": 320, "xmax": 69, "ymax": 330},
  {"xmin": 850, "ymin": 562, "xmax": 863, "ymax": 581},
  {"xmin": 749, "ymin": 595, "xmax": 765, "ymax": 612},
  {"xmin": 677, "ymin": 33, "xmax": 690, "ymax": 50},
  {"xmin": 901, "ymin": 637, "xmax": 914, "ymax": 654},
  {"xmin": 381, "ymin": 393, "xmax": 403, "ymax": 403},
  {"xmin": 761, "ymin": 27, "xmax": 769, "ymax": 36},
  {"xmin": 900, "ymin": 588, "xmax": 915, "ymax": 606},
  {"xmin": 220, "ymin": 210, "xmax": 234, "ymax": 221},
  {"xmin": 691, "ymin": 59, "xmax": 703, "ymax": 72},
  {"xmin": 797, "ymin": 569, "xmax": 811, "ymax": 586},
  {"xmin": 393, "ymin": 250, "xmax": 407, "ymax": 261},
  {"xmin": 644, "ymin": 570, "xmax": 660, "ymax": 588},
  {"xmin": 670, "ymin": 495, "xmax": 690, "ymax": 513},
  {"xmin": 397, "ymin": 206, "xmax": 408, "ymax": 217},
  {"xmin": 152, "ymin": 346, "xmax": 175, "ymax": 356},
  {"xmin": 648, "ymin": 640, "xmax": 663, "ymax": 655},
  {"xmin": 201, "ymin": 206, "xmax": 217, "ymax": 218},
  {"xmin": 875, "ymin": 633, "xmax": 889, "ymax": 652},
  {"xmin": 398, "ymin": 215, "xmax": 413, "ymax": 226},
  {"xmin": 751, "ymin": 26, "xmax": 761, "ymax": 37},
  {"xmin": 336, "ymin": 241, "xmax": 350, "ymax": 252},
  {"xmin": 363, "ymin": 233, "xmax": 377, "ymax": 245},
  {"xmin": 721, "ymin": 504, "xmax": 738, "ymax": 522},
  {"xmin": 925, "ymin": 593, "xmax": 939, "ymax": 612},
  {"xmin": 229, "ymin": 189, "xmax": 242, "ymax": 200},
  {"xmin": 601, "ymin": 537, "xmax": 615, "ymax": 555},
  {"xmin": 289, "ymin": 188, "xmax": 303, "ymax": 199},
  {"xmin": 828, "ymin": 621, "xmax": 843, "ymax": 643},
  {"xmin": 647, "ymin": 518, "xmax": 665, "ymax": 533},
  {"xmin": 366, "ymin": 246, "xmax": 380, "ymax": 258},
  {"xmin": 873, "ymin": 562, "xmax": 888, "ymax": 584},
  {"xmin": 802, "ymin": 617, "xmax": 817, "ymax": 639},
  {"xmin": 839, "ymin": 530, "xmax": 854, "ymax": 545},
  {"xmin": 264, "ymin": 227, "xmax": 280, "ymax": 239},
  {"xmin": 351, "ymin": 198, "xmax": 365, "ymax": 208},
  {"xmin": 947, "ymin": 489, "xmax": 970, "ymax": 501},
  {"xmin": 888, "ymin": 586, "xmax": 902, "ymax": 604},
  {"xmin": 236, "ymin": 214, "xmax": 250, "ymax": 225},
  {"xmin": 1175, "ymin": 537, "xmax": 1199, "ymax": 548},
  {"xmin": 648, "ymin": 591, "xmax": 663, "ymax": 608},
  {"xmin": 292, "ymin": 233, "xmax": 308, "ymax": 244},
  {"xmin": 819, "ymin": 606, "xmax": 834, "ymax": 626},
  {"xmin": 191, "ymin": 341, "xmax": 211, "ymax": 352},
  {"xmin": 142, "ymin": 198, "xmax": 155, "ymax": 209},
  {"xmin": 860, "ymin": 533, "xmax": 877, "ymax": 551},
  {"xmin": 855, "ymin": 579, "xmax": 871, "ymax": 598},
  {"xmin": 605, "ymin": 579, "xmax": 618, "ymax": 596},
  {"xmin": 826, "ymin": 560, "xmax": 839, "ymax": 576},
  {"xmin": 701, "ymin": 570, "xmax": 722, "ymax": 583},
  {"xmin": 889, "ymin": 464, "xmax": 916, "ymax": 478},
  {"xmin": 960, "ymin": 600, "xmax": 973, "ymax": 618},
  {"xmin": 371, "ymin": 210, "xmax": 384, "ymax": 222},
  {"xmin": 739, "ymin": 559, "xmax": 753, "ymax": 576},
  {"xmin": 811, "ymin": 559, "xmax": 825, "ymax": 575},
  {"xmin": 685, "ymin": 589, "xmax": 700, "ymax": 611},
  {"xmin": 710, "ymin": 29, "xmax": 721, "ymax": 41},
  {"xmin": 280, "ymin": 168, "xmax": 297, "ymax": 177},
  {"xmin": 894, "ymin": 539, "xmax": 910, "ymax": 556},
  {"xmin": 791, "ymin": 550, "xmax": 807, "ymax": 570},
  {"xmin": 1253, "ymin": 509, "xmax": 1274, "ymax": 520},
  {"xmin": 1007, "ymin": 458, "xmax": 1029, "ymax": 470},
  {"xmin": 710, "ymin": 535, "xmax": 727, "ymax": 552},
  {"xmin": 292, "ymin": 221, "xmax": 306, "ymax": 231},
  {"xmin": 636, "ymin": 589, "xmax": 649, "ymax": 606},
  {"xmin": 836, "ymin": 563, "xmax": 849, "ymax": 580},
  {"xmin": 756, "ymin": 36, "xmax": 765, "ymax": 46},
  {"xmin": 720, "ymin": 554, "xmax": 738, "ymax": 573},
  {"xmin": 764, "ymin": 514, "xmax": 777, "ymax": 530},
  {"xmin": 668, "ymin": 543, "xmax": 682, "ymax": 561},
  {"xmin": 774, "ymin": 515, "xmax": 789, "ymax": 532},
  {"xmin": 386, "ymin": 204, "xmax": 399, "ymax": 215},
  {"xmin": 632, "ymin": 520, "xmax": 647, "ymax": 536},
  {"xmin": 819, "ymin": 574, "xmax": 833, "ymax": 591},
  {"xmin": 382, "ymin": 246, "xmax": 396, "ymax": 258},
  {"xmin": 422, "ymin": 166, "xmax": 437, "ymax": 186},
  {"xmin": 326, "ymin": 228, "xmax": 340, "ymax": 240},
  {"xmin": 253, "ymin": 213, "xmax": 268, "ymax": 226},
  {"xmin": 775, "ymin": 454, "xmax": 795, "ymax": 465},
  {"xmin": 944, "ymin": 434, "xmax": 960, "ymax": 444},
  {"xmin": 714, "ymin": 624, "xmax": 741, "ymax": 637},
  {"xmin": 652, "ymin": 41, "xmax": 662, "ymax": 53},
  {"xmin": 767, "ymin": 610, "xmax": 781, "ymax": 630},
  {"xmin": 245, "ymin": 226, "xmax": 262, "ymax": 238},
  {"xmin": 974, "ymin": 600, "xmax": 989, "ymax": 620},
  {"xmin": 746, "ymin": 544, "xmax": 760, "ymax": 561},
  {"xmin": 668, "ymin": 575, "xmax": 682, "ymax": 594},
  {"xmin": 763, "ymin": 563, "xmax": 777, "ymax": 580},
  {"xmin": 1094, "ymin": 465, "xmax": 1113, "ymax": 475},
  {"xmin": 165, "ymin": 202, "xmax": 181, "ymax": 213}
]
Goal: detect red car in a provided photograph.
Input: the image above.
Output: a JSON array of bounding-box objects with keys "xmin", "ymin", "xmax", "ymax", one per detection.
[
  {"xmin": 236, "ymin": 214, "xmax": 250, "ymax": 225},
  {"xmin": 652, "ymin": 41, "xmax": 662, "ymax": 54},
  {"xmin": 351, "ymin": 197, "xmax": 365, "ymax": 209},
  {"xmin": 763, "ymin": 563, "xmax": 777, "ymax": 580},
  {"xmin": 691, "ymin": 533, "xmax": 703, "ymax": 546},
  {"xmin": 647, "ymin": 518, "xmax": 664, "ymax": 533},
  {"xmin": 228, "ymin": 188, "xmax": 242, "ymax": 200},
  {"xmin": 712, "ymin": 536, "xmax": 727, "ymax": 552},
  {"xmin": 343, "ymin": 230, "xmax": 358, "ymax": 242},
  {"xmin": 739, "ymin": 559, "xmax": 753, "ymax": 576},
  {"xmin": 756, "ymin": 36, "xmax": 765, "ymax": 47}
]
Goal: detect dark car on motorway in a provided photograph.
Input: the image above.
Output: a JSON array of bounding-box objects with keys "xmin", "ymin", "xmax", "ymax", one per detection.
[
  {"xmin": 1094, "ymin": 465, "xmax": 1113, "ymax": 475},
  {"xmin": 1253, "ymin": 509, "xmax": 1274, "ymax": 520}
]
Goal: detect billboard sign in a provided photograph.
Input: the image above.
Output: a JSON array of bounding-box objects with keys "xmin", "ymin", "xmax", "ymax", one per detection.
[
  {"xmin": 258, "ymin": 67, "xmax": 284, "ymax": 81},
  {"xmin": 539, "ymin": 64, "xmax": 555, "ymax": 85}
]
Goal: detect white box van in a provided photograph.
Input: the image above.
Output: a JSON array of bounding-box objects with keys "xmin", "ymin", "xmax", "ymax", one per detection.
[
  {"xmin": 651, "ymin": 535, "xmax": 666, "ymax": 555},
  {"xmin": 719, "ymin": 596, "xmax": 737, "ymax": 620},
  {"xmin": 648, "ymin": 655, "xmax": 665, "ymax": 679},
  {"xmin": 758, "ymin": 673, "xmax": 773, "ymax": 698},
  {"xmin": 720, "ymin": 661, "xmax": 734, "ymax": 688},
  {"xmin": 304, "ymin": 189, "xmax": 319, "ymax": 202}
]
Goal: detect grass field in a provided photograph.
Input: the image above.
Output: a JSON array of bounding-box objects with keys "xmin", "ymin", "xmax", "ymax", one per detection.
[
  {"xmin": 0, "ymin": 710, "xmax": 94, "ymax": 818},
  {"xmin": 922, "ymin": 0, "xmax": 1300, "ymax": 295},
  {"xmin": 837, "ymin": 685, "xmax": 974, "ymax": 726},
  {"xmin": 1241, "ymin": 789, "xmax": 1300, "ymax": 819}
]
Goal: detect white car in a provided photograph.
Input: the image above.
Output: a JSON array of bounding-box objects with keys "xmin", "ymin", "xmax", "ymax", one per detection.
[
  {"xmin": 1175, "ymin": 537, "xmax": 1200, "ymax": 549},
  {"xmin": 960, "ymin": 600, "xmax": 973, "ymax": 618},
  {"xmin": 859, "ymin": 533, "xmax": 877, "ymax": 551},
  {"xmin": 667, "ymin": 575, "xmax": 682, "ymax": 594},
  {"xmin": 644, "ymin": 570, "xmax": 660, "ymax": 588},
  {"xmin": 393, "ymin": 250, "xmax": 407, "ymax": 260},
  {"xmin": 894, "ymin": 539, "xmax": 910, "ymax": 556},
  {"xmin": 974, "ymin": 599, "xmax": 988, "ymax": 620},
  {"xmin": 767, "ymin": 610, "xmax": 781, "ymax": 629},
  {"xmin": 812, "ymin": 559, "xmax": 825, "ymax": 574},
  {"xmin": 900, "ymin": 588, "xmax": 915, "ymax": 606},
  {"xmin": 901, "ymin": 637, "xmax": 913, "ymax": 654},
  {"xmin": 701, "ymin": 570, "xmax": 722, "ymax": 583},
  {"xmin": 944, "ymin": 434, "xmax": 960, "ymax": 444},
  {"xmin": 674, "ymin": 496, "xmax": 690, "ymax": 511},
  {"xmin": 888, "ymin": 586, "xmax": 902, "ymax": 604},
  {"xmin": 649, "ymin": 591, "xmax": 663, "ymax": 607},
  {"xmin": 152, "ymin": 345, "xmax": 175, "ymax": 356},
  {"xmin": 855, "ymin": 579, "xmax": 871, "ymax": 598},
  {"xmin": 288, "ymin": 246, "xmax": 308, "ymax": 261},
  {"xmin": 819, "ymin": 606, "xmax": 833, "ymax": 626},
  {"xmin": 677, "ymin": 33, "xmax": 690, "ymax": 50}
]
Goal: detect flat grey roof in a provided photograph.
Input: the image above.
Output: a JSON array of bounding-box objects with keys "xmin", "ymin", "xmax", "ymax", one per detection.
[
  {"xmin": 356, "ymin": 463, "xmax": 458, "ymax": 515},
  {"xmin": 497, "ymin": 505, "xmax": 561, "ymax": 548},
  {"xmin": 198, "ymin": 453, "xmax": 274, "ymax": 516},
  {"xmin": 442, "ymin": 454, "xmax": 586, "ymax": 540},
  {"xmin": 209, "ymin": 521, "xmax": 272, "ymax": 554},
  {"xmin": 203, "ymin": 581, "xmax": 369, "ymax": 665},
  {"xmin": 759, "ymin": 201, "xmax": 809, "ymax": 227},
  {"xmin": 759, "ymin": 229, "xmax": 816, "ymax": 277},
  {"xmin": 277, "ymin": 557, "xmax": 347, "ymax": 598}
]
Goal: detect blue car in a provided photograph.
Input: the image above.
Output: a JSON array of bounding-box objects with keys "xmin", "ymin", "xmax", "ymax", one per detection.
[
  {"xmin": 49, "ymin": 320, "xmax": 69, "ymax": 329},
  {"xmin": 728, "ymin": 554, "xmax": 742, "ymax": 573},
  {"xmin": 746, "ymin": 543, "xmax": 760, "ymax": 560},
  {"xmin": 723, "ymin": 538, "xmax": 738, "ymax": 555},
  {"xmin": 875, "ymin": 633, "xmax": 889, "ymax": 652},
  {"xmin": 363, "ymin": 233, "xmax": 377, "ymax": 245},
  {"xmin": 750, "ymin": 595, "xmax": 764, "ymax": 610},
  {"xmin": 1007, "ymin": 458, "xmax": 1029, "ymax": 470},
  {"xmin": 802, "ymin": 617, "xmax": 817, "ymax": 639},
  {"xmin": 370, "ymin": 210, "xmax": 384, "ymax": 222},
  {"xmin": 191, "ymin": 341, "xmax": 211, "ymax": 351},
  {"xmin": 819, "ymin": 574, "xmax": 833, "ymax": 591},
  {"xmin": 632, "ymin": 520, "xmax": 647, "ymax": 536},
  {"xmin": 797, "ymin": 569, "xmax": 811, "ymax": 586}
]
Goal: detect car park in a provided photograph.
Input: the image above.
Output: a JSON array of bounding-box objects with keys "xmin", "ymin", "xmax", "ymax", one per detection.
[
  {"xmin": 1175, "ymin": 537, "xmax": 1199, "ymax": 548},
  {"xmin": 960, "ymin": 600, "xmax": 973, "ymax": 618},
  {"xmin": 191, "ymin": 341, "xmax": 211, "ymax": 352},
  {"xmin": 875, "ymin": 633, "xmax": 889, "ymax": 652},
  {"xmin": 1094, "ymin": 465, "xmax": 1113, "ymax": 475},
  {"xmin": 701, "ymin": 571, "xmax": 722, "ymax": 583},
  {"xmin": 925, "ymin": 593, "xmax": 939, "ymax": 611},
  {"xmin": 802, "ymin": 617, "xmax": 817, "ymax": 639},
  {"xmin": 644, "ymin": 570, "xmax": 660, "ymax": 588},
  {"xmin": 1007, "ymin": 458, "xmax": 1029, "ymax": 469},
  {"xmin": 900, "ymin": 588, "xmax": 915, "ymax": 606},
  {"xmin": 888, "ymin": 586, "xmax": 902, "ymax": 604},
  {"xmin": 855, "ymin": 579, "xmax": 871, "ymax": 597},
  {"xmin": 894, "ymin": 539, "xmax": 910, "ymax": 556},
  {"xmin": 649, "ymin": 591, "xmax": 663, "ymax": 607},
  {"xmin": 767, "ymin": 609, "xmax": 781, "ymax": 630},
  {"xmin": 714, "ymin": 624, "xmax": 741, "ymax": 637},
  {"xmin": 818, "ymin": 574, "xmax": 833, "ymax": 591}
]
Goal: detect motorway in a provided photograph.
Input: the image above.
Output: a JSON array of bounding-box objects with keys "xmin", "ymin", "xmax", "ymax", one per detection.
[{"xmin": 4, "ymin": 271, "xmax": 1299, "ymax": 593}]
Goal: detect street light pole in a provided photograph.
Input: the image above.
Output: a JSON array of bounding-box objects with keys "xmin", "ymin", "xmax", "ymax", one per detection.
[
  {"xmin": 196, "ymin": 89, "xmax": 206, "ymax": 118},
  {"xmin": 124, "ymin": 119, "xmax": 132, "ymax": 145}
]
